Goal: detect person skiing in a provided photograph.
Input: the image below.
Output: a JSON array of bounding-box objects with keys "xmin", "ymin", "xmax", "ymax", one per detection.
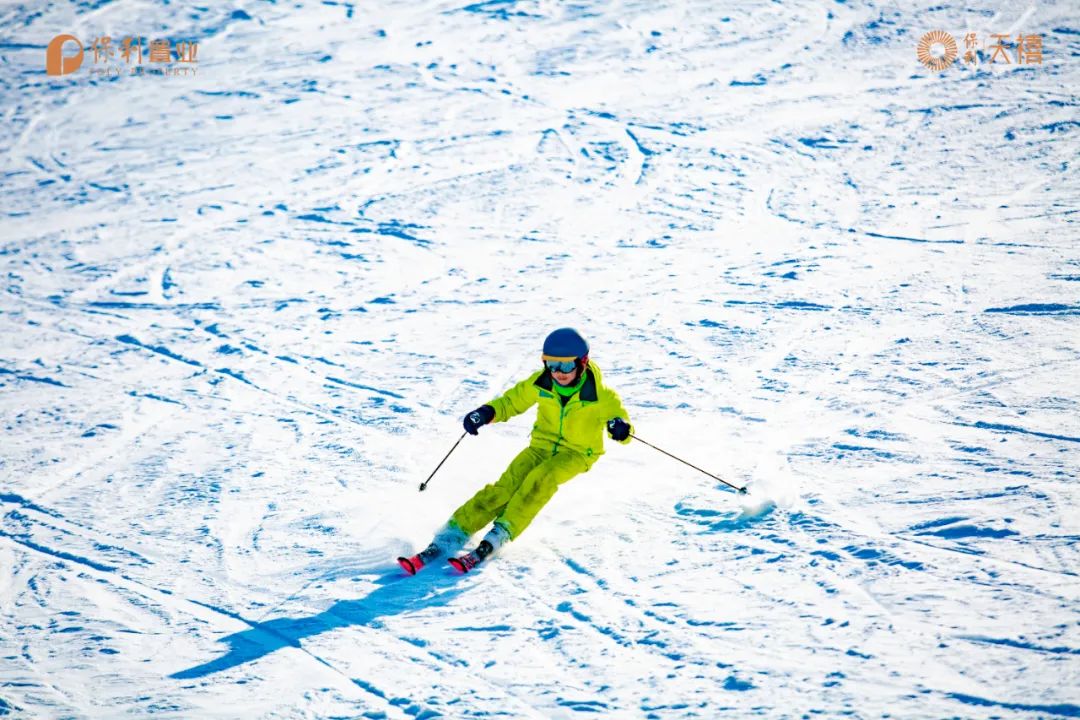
[{"xmin": 399, "ymin": 327, "xmax": 634, "ymax": 574}]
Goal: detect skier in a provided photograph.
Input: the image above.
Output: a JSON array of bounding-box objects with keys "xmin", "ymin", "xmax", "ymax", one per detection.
[{"xmin": 399, "ymin": 327, "xmax": 634, "ymax": 574}]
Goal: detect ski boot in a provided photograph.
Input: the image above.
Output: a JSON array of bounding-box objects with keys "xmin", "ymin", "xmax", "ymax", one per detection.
[
  {"xmin": 398, "ymin": 542, "xmax": 442, "ymax": 575},
  {"xmin": 398, "ymin": 521, "xmax": 468, "ymax": 575},
  {"xmin": 449, "ymin": 522, "xmax": 510, "ymax": 573}
]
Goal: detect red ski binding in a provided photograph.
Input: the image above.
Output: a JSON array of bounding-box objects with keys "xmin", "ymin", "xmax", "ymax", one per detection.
[{"xmin": 397, "ymin": 554, "xmax": 422, "ymax": 575}]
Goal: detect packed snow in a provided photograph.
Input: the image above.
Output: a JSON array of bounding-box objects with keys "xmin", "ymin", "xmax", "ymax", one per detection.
[{"xmin": 1, "ymin": 0, "xmax": 1078, "ymax": 717}]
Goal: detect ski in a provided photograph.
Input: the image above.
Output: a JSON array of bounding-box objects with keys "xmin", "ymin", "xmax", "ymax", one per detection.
[
  {"xmin": 397, "ymin": 542, "xmax": 441, "ymax": 576},
  {"xmin": 448, "ymin": 540, "xmax": 494, "ymax": 573}
]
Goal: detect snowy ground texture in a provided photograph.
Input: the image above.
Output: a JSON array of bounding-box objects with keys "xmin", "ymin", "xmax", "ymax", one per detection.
[{"xmin": 2, "ymin": 0, "xmax": 1079, "ymax": 718}]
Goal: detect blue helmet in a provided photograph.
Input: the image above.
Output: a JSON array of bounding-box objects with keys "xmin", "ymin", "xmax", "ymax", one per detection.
[{"xmin": 542, "ymin": 328, "xmax": 589, "ymax": 361}]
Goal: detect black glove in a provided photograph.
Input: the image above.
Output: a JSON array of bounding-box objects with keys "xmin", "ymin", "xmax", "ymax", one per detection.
[
  {"xmin": 607, "ymin": 417, "xmax": 631, "ymax": 441},
  {"xmin": 463, "ymin": 405, "xmax": 496, "ymax": 435}
]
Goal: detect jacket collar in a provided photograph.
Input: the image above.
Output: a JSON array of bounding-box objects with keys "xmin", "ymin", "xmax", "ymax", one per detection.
[{"xmin": 535, "ymin": 366, "xmax": 598, "ymax": 402}]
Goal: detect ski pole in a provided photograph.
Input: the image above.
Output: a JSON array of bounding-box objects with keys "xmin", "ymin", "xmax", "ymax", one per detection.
[
  {"xmin": 629, "ymin": 433, "xmax": 747, "ymax": 494},
  {"xmin": 418, "ymin": 430, "xmax": 468, "ymax": 492}
]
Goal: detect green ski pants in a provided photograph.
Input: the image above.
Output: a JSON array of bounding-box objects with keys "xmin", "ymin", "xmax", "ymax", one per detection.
[{"xmin": 450, "ymin": 446, "xmax": 589, "ymax": 540}]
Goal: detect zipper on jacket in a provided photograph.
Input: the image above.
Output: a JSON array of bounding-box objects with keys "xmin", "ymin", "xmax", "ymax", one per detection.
[
  {"xmin": 552, "ymin": 398, "xmax": 591, "ymax": 456},
  {"xmin": 552, "ymin": 399, "xmax": 571, "ymax": 456}
]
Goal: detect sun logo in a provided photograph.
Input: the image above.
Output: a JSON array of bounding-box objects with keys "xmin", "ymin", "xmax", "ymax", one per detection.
[{"xmin": 917, "ymin": 30, "xmax": 958, "ymax": 70}]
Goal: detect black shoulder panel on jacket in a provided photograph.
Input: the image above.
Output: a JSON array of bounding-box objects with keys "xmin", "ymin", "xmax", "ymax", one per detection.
[
  {"xmin": 534, "ymin": 369, "xmax": 554, "ymax": 391},
  {"xmin": 579, "ymin": 368, "xmax": 598, "ymax": 402}
]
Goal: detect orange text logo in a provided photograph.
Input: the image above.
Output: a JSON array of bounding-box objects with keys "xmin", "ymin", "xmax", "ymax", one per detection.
[
  {"xmin": 918, "ymin": 30, "xmax": 1045, "ymax": 70},
  {"xmin": 45, "ymin": 34, "xmax": 199, "ymax": 78}
]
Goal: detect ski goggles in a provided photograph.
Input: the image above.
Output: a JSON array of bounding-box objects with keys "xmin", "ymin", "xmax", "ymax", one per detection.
[{"xmin": 543, "ymin": 358, "xmax": 578, "ymax": 373}]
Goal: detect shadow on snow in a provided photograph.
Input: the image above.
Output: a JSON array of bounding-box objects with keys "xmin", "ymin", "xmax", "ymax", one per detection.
[{"xmin": 171, "ymin": 564, "xmax": 469, "ymax": 680}]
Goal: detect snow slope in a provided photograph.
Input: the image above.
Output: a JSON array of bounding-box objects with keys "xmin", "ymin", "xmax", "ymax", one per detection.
[{"xmin": 1, "ymin": 0, "xmax": 1078, "ymax": 717}]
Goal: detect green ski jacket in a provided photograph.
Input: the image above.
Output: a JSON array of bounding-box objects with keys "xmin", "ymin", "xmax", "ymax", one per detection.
[{"xmin": 485, "ymin": 363, "xmax": 633, "ymax": 468}]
